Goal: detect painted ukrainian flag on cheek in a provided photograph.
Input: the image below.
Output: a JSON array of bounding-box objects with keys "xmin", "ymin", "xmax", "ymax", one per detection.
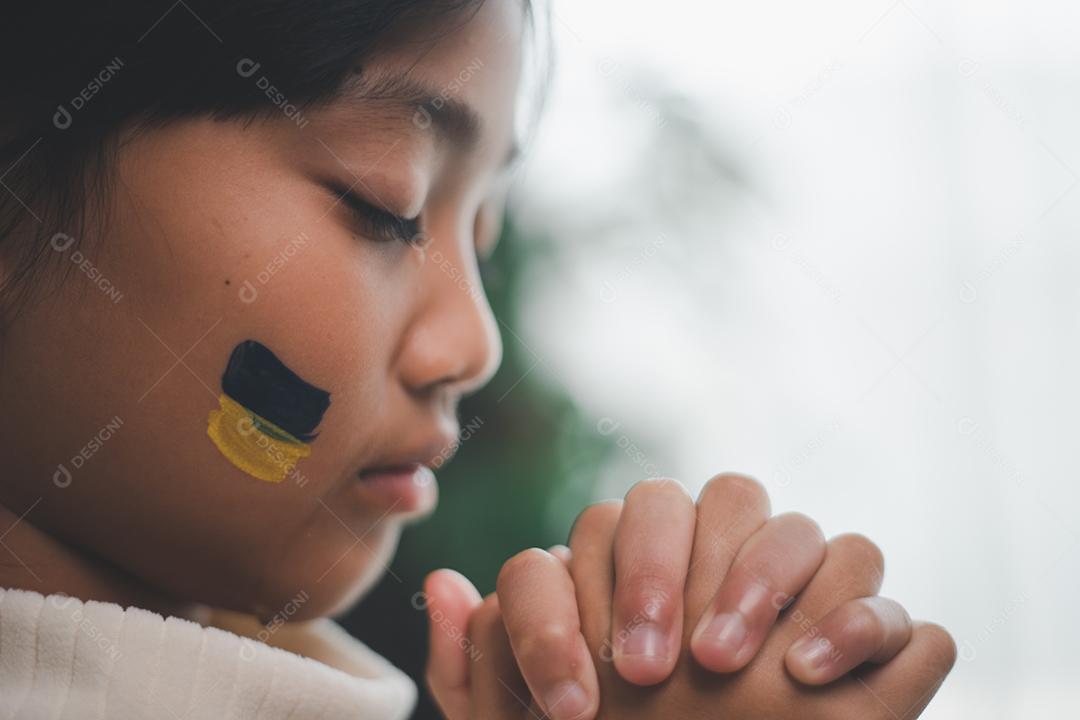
[{"xmin": 207, "ymin": 340, "xmax": 331, "ymax": 483}]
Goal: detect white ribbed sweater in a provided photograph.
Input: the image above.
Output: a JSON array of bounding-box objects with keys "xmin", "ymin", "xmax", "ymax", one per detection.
[{"xmin": 0, "ymin": 588, "xmax": 416, "ymax": 719}]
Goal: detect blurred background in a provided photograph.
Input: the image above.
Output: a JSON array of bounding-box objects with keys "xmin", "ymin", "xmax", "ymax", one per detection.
[{"xmin": 346, "ymin": 1, "xmax": 1080, "ymax": 717}]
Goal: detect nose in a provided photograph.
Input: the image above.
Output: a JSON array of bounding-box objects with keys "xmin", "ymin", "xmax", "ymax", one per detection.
[{"xmin": 396, "ymin": 220, "xmax": 503, "ymax": 400}]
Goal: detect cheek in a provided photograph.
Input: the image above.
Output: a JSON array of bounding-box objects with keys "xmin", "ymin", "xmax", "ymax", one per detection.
[
  {"xmin": 0, "ymin": 129, "xmax": 415, "ymax": 611},
  {"xmin": 119, "ymin": 226, "xmax": 409, "ymax": 608},
  {"xmin": 107, "ymin": 127, "xmax": 407, "ymax": 492}
]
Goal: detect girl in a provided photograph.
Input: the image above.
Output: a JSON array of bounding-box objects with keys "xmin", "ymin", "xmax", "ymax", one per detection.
[{"xmin": 0, "ymin": 1, "xmax": 955, "ymax": 717}]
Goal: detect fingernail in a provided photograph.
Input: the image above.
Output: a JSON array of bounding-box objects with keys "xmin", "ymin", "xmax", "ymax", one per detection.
[
  {"xmin": 697, "ymin": 611, "xmax": 749, "ymax": 658},
  {"xmin": 543, "ymin": 681, "xmax": 590, "ymax": 720},
  {"xmin": 619, "ymin": 622, "xmax": 670, "ymax": 660},
  {"xmin": 789, "ymin": 636, "xmax": 836, "ymax": 677}
]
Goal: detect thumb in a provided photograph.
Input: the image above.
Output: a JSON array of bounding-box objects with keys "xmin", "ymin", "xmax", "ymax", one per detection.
[{"xmin": 423, "ymin": 569, "xmax": 482, "ymax": 720}]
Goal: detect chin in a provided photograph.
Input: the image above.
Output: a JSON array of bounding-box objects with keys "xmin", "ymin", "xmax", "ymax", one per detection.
[{"xmin": 265, "ymin": 523, "xmax": 403, "ymax": 622}]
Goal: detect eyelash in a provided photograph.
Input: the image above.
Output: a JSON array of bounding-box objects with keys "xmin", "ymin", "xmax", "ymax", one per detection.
[{"xmin": 338, "ymin": 189, "xmax": 423, "ymax": 246}]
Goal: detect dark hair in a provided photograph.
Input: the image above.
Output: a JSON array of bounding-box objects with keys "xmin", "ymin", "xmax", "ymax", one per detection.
[{"xmin": 0, "ymin": 0, "xmax": 541, "ymax": 317}]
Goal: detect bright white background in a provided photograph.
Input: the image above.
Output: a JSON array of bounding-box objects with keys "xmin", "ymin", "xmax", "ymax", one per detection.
[{"xmin": 511, "ymin": 1, "xmax": 1080, "ymax": 716}]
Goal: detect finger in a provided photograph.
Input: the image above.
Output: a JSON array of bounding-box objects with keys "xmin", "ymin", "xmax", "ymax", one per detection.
[
  {"xmin": 496, "ymin": 548, "xmax": 599, "ymax": 720},
  {"xmin": 466, "ymin": 594, "xmax": 531, "ymax": 719},
  {"xmin": 785, "ymin": 596, "xmax": 912, "ymax": 685},
  {"xmin": 549, "ymin": 544, "xmax": 572, "ymax": 566},
  {"xmin": 690, "ymin": 512, "xmax": 825, "ymax": 672},
  {"xmin": 768, "ymin": 533, "xmax": 885, "ymax": 658},
  {"xmin": 610, "ymin": 478, "xmax": 696, "ymax": 686},
  {"xmin": 424, "ymin": 569, "xmax": 483, "ymax": 720},
  {"xmin": 567, "ymin": 500, "xmax": 622, "ymax": 656},
  {"xmin": 684, "ymin": 473, "xmax": 772, "ymax": 622},
  {"xmin": 856, "ymin": 622, "xmax": 958, "ymax": 720}
]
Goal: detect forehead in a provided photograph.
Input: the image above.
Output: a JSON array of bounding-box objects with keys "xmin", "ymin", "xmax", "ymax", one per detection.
[
  {"xmin": 374, "ymin": 0, "xmax": 527, "ymax": 96},
  {"xmin": 349, "ymin": 0, "xmax": 527, "ymax": 165}
]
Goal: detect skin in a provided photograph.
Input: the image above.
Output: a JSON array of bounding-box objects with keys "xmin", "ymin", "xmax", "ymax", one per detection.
[
  {"xmin": 427, "ymin": 475, "xmax": 957, "ymax": 720},
  {"xmin": 0, "ymin": 1, "xmax": 519, "ymax": 620},
  {"xmin": 0, "ymin": 1, "xmax": 955, "ymax": 716}
]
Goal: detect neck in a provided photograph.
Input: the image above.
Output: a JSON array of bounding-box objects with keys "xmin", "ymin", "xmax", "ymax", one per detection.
[{"xmin": 0, "ymin": 501, "xmax": 199, "ymax": 620}]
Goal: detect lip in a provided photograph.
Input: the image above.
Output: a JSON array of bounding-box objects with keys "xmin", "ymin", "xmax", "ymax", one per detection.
[{"xmin": 351, "ymin": 462, "xmax": 438, "ymax": 515}]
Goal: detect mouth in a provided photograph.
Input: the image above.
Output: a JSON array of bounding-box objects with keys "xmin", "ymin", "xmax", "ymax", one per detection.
[
  {"xmin": 346, "ymin": 425, "xmax": 458, "ymax": 516},
  {"xmin": 351, "ymin": 462, "xmax": 439, "ymax": 516}
]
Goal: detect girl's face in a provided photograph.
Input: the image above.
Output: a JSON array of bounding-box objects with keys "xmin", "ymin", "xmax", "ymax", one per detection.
[{"xmin": 0, "ymin": 1, "xmax": 523, "ymax": 618}]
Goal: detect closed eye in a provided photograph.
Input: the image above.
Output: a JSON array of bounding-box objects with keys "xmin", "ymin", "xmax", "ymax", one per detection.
[{"xmin": 334, "ymin": 187, "xmax": 424, "ymax": 246}]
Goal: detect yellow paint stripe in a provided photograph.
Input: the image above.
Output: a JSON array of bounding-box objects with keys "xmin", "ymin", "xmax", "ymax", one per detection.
[{"xmin": 206, "ymin": 394, "xmax": 311, "ymax": 483}]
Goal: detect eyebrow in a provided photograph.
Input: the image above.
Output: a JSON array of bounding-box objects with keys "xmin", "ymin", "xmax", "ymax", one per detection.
[{"xmin": 339, "ymin": 71, "xmax": 521, "ymax": 169}]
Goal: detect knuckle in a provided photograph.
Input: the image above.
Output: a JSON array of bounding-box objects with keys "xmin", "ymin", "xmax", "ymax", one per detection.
[
  {"xmin": 617, "ymin": 564, "xmax": 678, "ymax": 619},
  {"xmin": 736, "ymin": 516, "xmax": 826, "ymax": 590},
  {"xmin": 569, "ymin": 500, "xmax": 622, "ymax": 543},
  {"xmin": 739, "ymin": 549, "xmax": 791, "ymax": 591},
  {"xmin": 699, "ymin": 472, "xmax": 770, "ymax": 514},
  {"xmin": 918, "ymin": 623, "xmax": 958, "ymax": 674},
  {"xmin": 846, "ymin": 602, "xmax": 887, "ymax": 646},
  {"xmin": 625, "ymin": 476, "xmax": 692, "ymax": 503},
  {"xmin": 776, "ymin": 512, "xmax": 826, "ymax": 546},
  {"xmin": 514, "ymin": 622, "xmax": 580, "ymax": 666},
  {"xmin": 497, "ymin": 548, "xmax": 555, "ymax": 594},
  {"xmin": 829, "ymin": 532, "xmax": 885, "ymax": 578}
]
